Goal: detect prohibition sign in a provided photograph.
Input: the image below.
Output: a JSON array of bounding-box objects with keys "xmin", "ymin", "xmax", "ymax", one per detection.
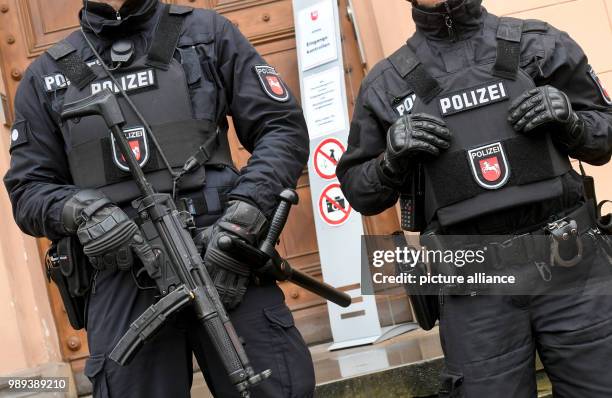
[
  {"xmin": 314, "ymin": 138, "xmax": 346, "ymax": 180},
  {"xmin": 318, "ymin": 183, "xmax": 352, "ymax": 226}
]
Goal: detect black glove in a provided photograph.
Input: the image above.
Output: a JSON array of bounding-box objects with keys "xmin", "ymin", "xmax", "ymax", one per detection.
[
  {"xmin": 62, "ymin": 190, "xmax": 156, "ymax": 271},
  {"xmin": 203, "ymin": 200, "xmax": 268, "ymax": 309},
  {"xmin": 508, "ymin": 85, "xmax": 585, "ymax": 150},
  {"xmin": 378, "ymin": 113, "xmax": 452, "ymax": 187}
]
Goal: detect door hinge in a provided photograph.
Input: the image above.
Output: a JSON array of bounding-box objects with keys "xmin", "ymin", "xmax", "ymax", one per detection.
[
  {"xmin": 346, "ymin": 0, "xmax": 367, "ymax": 67},
  {"xmin": 0, "ymin": 94, "xmax": 10, "ymax": 127}
]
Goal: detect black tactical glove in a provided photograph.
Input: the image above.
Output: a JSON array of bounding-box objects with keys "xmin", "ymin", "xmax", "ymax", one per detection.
[
  {"xmin": 203, "ymin": 200, "xmax": 268, "ymax": 309},
  {"xmin": 62, "ymin": 190, "xmax": 156, "ymax": 271},
  {"xmin": 378, "ymin": 113, "xmax": 452, "ymax": 187},
  {"xmin": 508, "ymin": 85, "xmax": 585, "ymax": 150}
]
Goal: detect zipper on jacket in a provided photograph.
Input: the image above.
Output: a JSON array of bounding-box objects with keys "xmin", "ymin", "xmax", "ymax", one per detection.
[
  {"xmin": 116, "ymin": 10, "xmax": 122, "ymax": 21},
  {"xmin": 443, "ymin": 2, "xmax": 457, "ymax": 42}
]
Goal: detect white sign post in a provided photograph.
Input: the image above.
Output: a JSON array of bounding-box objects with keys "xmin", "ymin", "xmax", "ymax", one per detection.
[
  {"xmin": 293, "ymin": 0, "xmax": 417, "ymax": 350},
  {"xmin": 293, "ymin": 0, "xmax": 380, "ymax": 350}
]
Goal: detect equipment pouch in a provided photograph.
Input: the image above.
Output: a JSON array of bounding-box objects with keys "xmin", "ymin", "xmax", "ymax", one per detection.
[
  {"xmin": 393, "ymin": 233, "xmax": 439, "ymax": 330},
  {"xmin": 583, "ymin": 175, "xmax": 597, "ymax": 205},
  {"xmin": 579, "ymin": 161, "xmax": 598, "ymax": 209},
  {"xmin": 45, "ymin": 236, "xmax": 92, "ymax": 330}
]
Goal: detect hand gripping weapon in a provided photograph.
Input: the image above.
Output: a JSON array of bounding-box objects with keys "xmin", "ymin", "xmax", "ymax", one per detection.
[
  {"xmin": 61, "ymin": 89, "xmax": 351, "ymax": 396},
  {"xmin": 62, "ymin": 89, "xmax": 267, "ymax": 397}
]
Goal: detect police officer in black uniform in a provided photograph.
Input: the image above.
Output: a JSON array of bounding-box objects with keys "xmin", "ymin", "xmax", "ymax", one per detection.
[
  {"xmin": 3, "ymin": 0, "xmax": 315, "ymax": 396},
  {"xmin": 338, "ymin": 0, "xmax": 612, "ymax": 396}
]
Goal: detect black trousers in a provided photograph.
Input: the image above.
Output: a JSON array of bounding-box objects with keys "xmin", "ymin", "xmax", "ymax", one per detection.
[
  {"xmin": 438, "ymin": 242, "xmax": 612, "ymax": 397},
  {"xmin": 84, "ymin": 269, "xmax": 315, "ymax": 397}
]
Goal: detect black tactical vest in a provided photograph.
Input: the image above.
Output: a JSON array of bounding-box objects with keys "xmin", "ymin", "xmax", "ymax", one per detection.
[
  {"xmin": 47, "ymin": 5, "xmax": 233, "ymax": 205},
  {"xmin": 389, "ymin": 18, "xmax": 571, "ymax": 227}
]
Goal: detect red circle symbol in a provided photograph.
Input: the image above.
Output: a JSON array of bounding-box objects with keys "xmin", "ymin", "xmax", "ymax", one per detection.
[
  {"xmin": 318, "ymin": 183, "xmax": 352, "ymax": 226},
  {"xmin": 313, "ymin": 138, "xmax": 346, "ymax": 180}
]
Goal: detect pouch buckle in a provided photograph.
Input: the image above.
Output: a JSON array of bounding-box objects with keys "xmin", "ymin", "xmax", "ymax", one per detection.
[
  {"xmin": 45, "ymin": 246, "xmax": 60, "ymax": 283},
  {"xmin": 547, "ymin": 219, "xmax": 583, "ymax": 268}
]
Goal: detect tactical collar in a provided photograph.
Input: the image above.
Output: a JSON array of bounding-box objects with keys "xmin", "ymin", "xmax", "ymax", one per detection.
[
  {"xmin": 411, "ymin": 0, "xmax": 485, "ymax": 41},
  {"xmin": 80, "ymin": 0, "xmax": 159, "ymax": 38}
]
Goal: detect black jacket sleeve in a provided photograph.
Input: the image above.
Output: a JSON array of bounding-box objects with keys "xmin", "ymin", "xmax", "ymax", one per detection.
[
  {"xmin": 336, "ymin": 78, "xmax": 400, "ymax": 216},
  {"xmin": 3, "ymin": 68, "xmax": 79, "ymax": 240},
  {"xmin": 539, "ymin": 30, "xmax": 612, "ymax": 165},
  {"xmin": 214, "ymin": 15, "xmax": 309, "ymax": 217}
]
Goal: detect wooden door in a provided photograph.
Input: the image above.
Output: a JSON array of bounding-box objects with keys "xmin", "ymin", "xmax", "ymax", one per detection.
[
  {"xmin": 0, "ymin": 0, "xmax": 92, "ymax": 378},
  {"xmin": 0, "ymin": 0, "xmax": 407, "ymax": 381}
]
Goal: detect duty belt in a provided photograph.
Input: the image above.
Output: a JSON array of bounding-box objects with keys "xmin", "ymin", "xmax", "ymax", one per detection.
[
  {"xmin": 489, "ymin": 203, "xmax": 593, "ymax": 269},
  {"xmin": 425, "ymin": 202, "xmax": 598, "ymax": 277}
]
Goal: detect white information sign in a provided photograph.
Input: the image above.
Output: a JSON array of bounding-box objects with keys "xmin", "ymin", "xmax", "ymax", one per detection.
[
  {"xmin": 297, "ymin": 0, "xmax": 338, "ymax": 71},
  {"xmin": 303, "ymin": 66, "xmax": 347, "ymax": 138}
]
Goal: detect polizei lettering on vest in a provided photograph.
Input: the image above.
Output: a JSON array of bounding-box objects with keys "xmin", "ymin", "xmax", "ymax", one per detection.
[
  {"xmin": 394, "ymin": 93, "xmax": 417, "ymax": 116},
  {"xmin": 439, "ymin": 81, "xmax": 508, "ymax": 116},
  {"xmin": 43, "ymin": 73, "xmax": 70, "ymax": 92},
  {"xmin": 469, "ymin": 145, "xmax": 501, "ymax": 160},
  {"xmin": 91, "ymin": 69, "xmax": 156, "ymax": 95}
]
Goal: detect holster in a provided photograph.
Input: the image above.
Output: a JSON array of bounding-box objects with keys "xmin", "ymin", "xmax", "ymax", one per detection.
[
  {"xmin": 45, "ymin": 236, "xmax": 92, "ymax": 330},
  {"xmin": 393, "ymin": 232, "xmax": 439, "ymax": 331},
  {"xmin": 579, "ymin": 164, "xmax": 610, "ymax": 235}
]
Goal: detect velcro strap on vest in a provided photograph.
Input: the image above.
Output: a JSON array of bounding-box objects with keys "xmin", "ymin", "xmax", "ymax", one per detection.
[
  {"xmin": 103, "ymin": 121, "xmax": 231, "ymax": 185},
  {"xmin": 388, "ymin": 44, "xmax": 442, "ymax": 104},
  {"xmin": 426, "ymin": 135, "xmax": 570, "ymax": 210},
  {"xmin": 69, "ymin": 120, "xmax": 232, "ymax": 190},
  {"xmin": 47, "ymin": 41, "xmax": 97, "ymax": 90},
  {"xmin": 178, "ymin": 195, "xmax": 208, "ymax": 216},
  {"xmin": 146, "ymin": 4, "xmax": 193, "ymax": 70},
  {"xmin": 523, "ymin": 20, "xmax": 548, "ymax": 33},
  {"xmin": 493, "ymin": 17, "xmax": 524, "ymax": 80},
  {"xmin": 184, "ymin": 130, "xmax": 220, "ymax": 171}
]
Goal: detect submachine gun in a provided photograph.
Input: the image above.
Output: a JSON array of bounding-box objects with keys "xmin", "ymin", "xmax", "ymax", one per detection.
[{"xmin": 61, "ymin": 89, "xmax": 351, "ymax": 397}]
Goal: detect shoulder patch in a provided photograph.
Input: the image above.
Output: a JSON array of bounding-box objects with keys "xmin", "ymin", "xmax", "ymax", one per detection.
[
  {"xmin": 253, "ymin": 65, "xmax": 290, "ymax": 102},
  {"xmin": 588, "ymin": 65, "xmax": 612, "ymax": 106},
  {"xmin": 9, "ymin": 120, "xmax": 29, "ymax": 153},
  {"xmin": 42, "ymin": 73, "xmax": 71, "ymax": 93}
]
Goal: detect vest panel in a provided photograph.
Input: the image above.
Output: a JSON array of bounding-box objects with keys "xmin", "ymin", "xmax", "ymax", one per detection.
[
  {"xmin": 59, "ymin": 55, "xmax": 232, "ymax": 205},
  {"xmin": 412, "ymin": 64, "xmax": 570, "ymax": 227}
]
